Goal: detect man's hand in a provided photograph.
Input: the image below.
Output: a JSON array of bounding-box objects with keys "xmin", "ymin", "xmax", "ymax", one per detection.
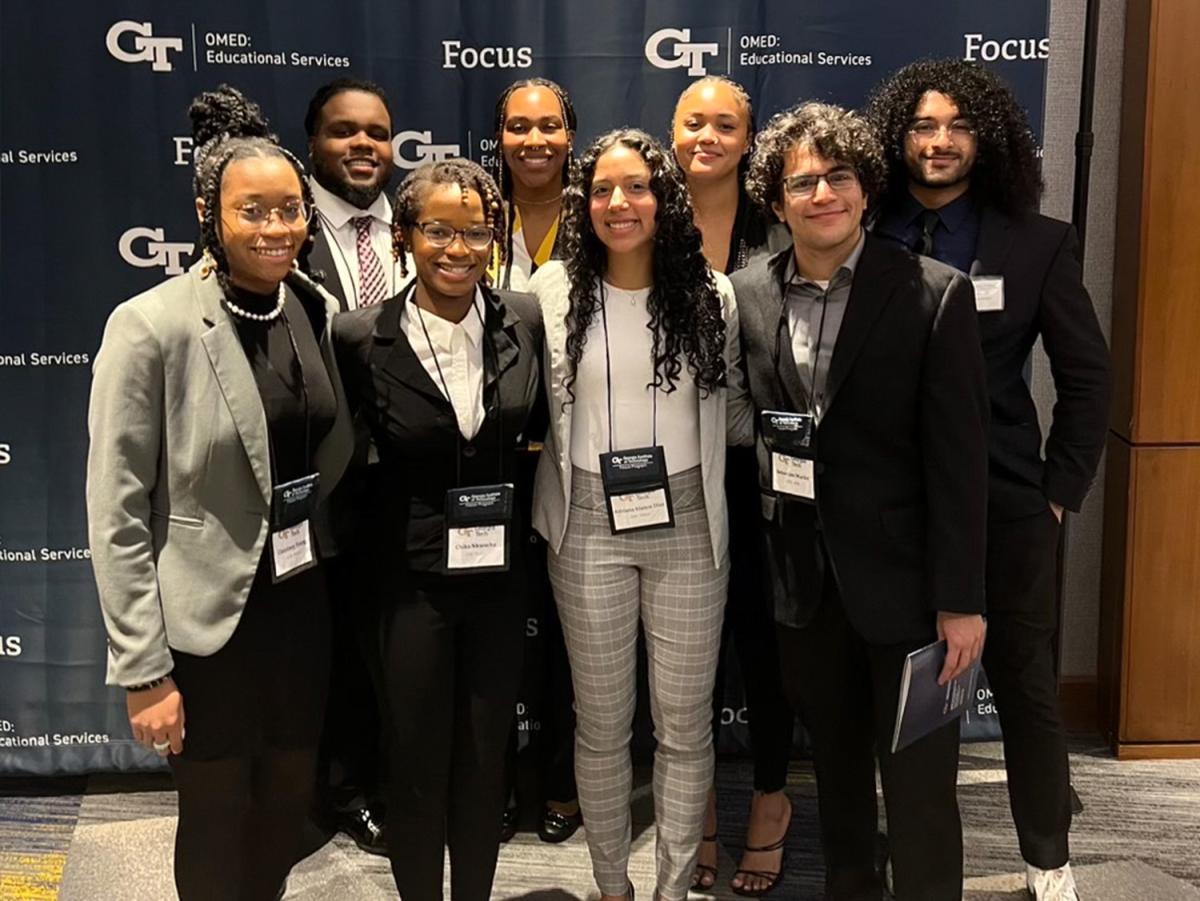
[
  {"xmin": 1050, "ymin": 501, "xmax": 1064, "ymax": 523},
  {"xmin": 127, "ymin": 677, "xmax": 185, "ymax": 756},
  {"xmin": 936, "ymin": 612, "xmax": 986, "ymax": 686}
]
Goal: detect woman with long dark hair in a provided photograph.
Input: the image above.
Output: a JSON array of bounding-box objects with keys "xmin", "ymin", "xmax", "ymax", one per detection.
[
  {"xmin": 333, "ymin": 157, "xmax": 542, "ymax": 900},
  {"xmin": 531, "ymin": 128, "xmax": 752, "ymax": 901},
  {"xmin": 671, "ymin": 75, "xmax": 793, "ymax": 897},
  {"xmin": 86, "ymin": 85, "xmax": 352, "ymax": 900}
]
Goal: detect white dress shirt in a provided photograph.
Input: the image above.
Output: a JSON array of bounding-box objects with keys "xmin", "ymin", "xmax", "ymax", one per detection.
[
  {"xmin": 399, "ymin": 286, "xmax": 487, "ymax": 440},
  {"xmin": 309, "ymin": 178, "xmax": 400, "ymax": 309},
  {"xmin": 569, "ymin": 283, "xmax": 701, "ymax": 473}
]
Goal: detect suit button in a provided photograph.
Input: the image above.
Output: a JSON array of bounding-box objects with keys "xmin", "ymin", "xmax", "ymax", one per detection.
[
  {"xmin": 816, "ymin": 463, "xmax": 826, "ymax": 475},
  {"xmin": 463, "ymin": 445, "xmax": 477, "ymax": 458}
]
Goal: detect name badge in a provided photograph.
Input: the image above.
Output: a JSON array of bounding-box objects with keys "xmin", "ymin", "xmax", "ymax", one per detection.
[
  {"xmin": 444, "ymin": 483, "xmax": 514, "ymax": 573},
  {"xmin": 269, "ymin": 473, "xmax": 320, "ymax": 582},
  {"xmin": 971, "ymin": 275, "xmax": 1004, "ymax": 312},
  {"xmin": 599, "ymin": 446, "xmax": 674, "ymax": 534},
  {"xmin": 761, "ymin": 410, "xmax": 817, "ymax": 503}
]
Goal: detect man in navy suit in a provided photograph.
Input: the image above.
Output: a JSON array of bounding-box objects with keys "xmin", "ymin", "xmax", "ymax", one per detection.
[{"xmin": 867, "ymin": 59, "xmax": 1112, "ymax": 901}]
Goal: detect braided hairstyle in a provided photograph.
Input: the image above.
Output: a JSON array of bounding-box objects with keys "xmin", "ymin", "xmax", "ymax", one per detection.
[
  {"xmin": 189, "ymin": 84, "xmax": 320, "ymax": 293},
  {"xmin": 490, "ymin": 78, "xmax": 576, "ymax": 282},
  {"xmin": 863, "ymin": 58, "xmax": 1043, "ymax": 214},
  {"xmin": 561, "ymin": 128, "xmax": 726, "ymax": 402},
  {"xmin": 390, "ymin": 158, "xmax": 506, "ymax": 281}
]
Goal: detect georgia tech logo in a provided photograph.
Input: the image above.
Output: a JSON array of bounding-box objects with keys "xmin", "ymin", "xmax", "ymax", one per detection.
[
  {"xmin": 119, "ymin": 228, "xmax": 194, "ymax": 276},
  {"xmin": 645, "ymin": 27, "xmax": 720, "ymax": 76},
  {"xmin": 106, "ymin": 21, "xmax": 184, "ymax": 72},
  {"xmin": 392, "ymin": 130, "xmax": 461, "ymax": 170}
]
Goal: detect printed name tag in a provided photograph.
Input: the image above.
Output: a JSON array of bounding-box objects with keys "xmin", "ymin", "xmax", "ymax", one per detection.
[
  {"xmin": 599, "ymin": 446, "xmax": 675, "ymax": 534},
  {"xmin": 271, "ymin": 521, "xmax": 316, "ymax": 581},
  {"xmin": 971, "ymin": 275, "xmax": 1005, "ymax": 312},
  {"xmin": 444, "ymin": 484, "xmax": 514, "ymax": 574},
  {"xmin": 771, "ymin": 453, "xmax": 816, "ymax": 500}
]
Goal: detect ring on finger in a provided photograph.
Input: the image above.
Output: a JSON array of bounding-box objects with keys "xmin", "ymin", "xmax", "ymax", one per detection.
[{"xmin": 152, "ymin": 739, "xmax": 171, "ymax": 753}]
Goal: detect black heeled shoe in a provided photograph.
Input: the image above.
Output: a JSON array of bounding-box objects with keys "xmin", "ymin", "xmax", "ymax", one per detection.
[
  {"xmin": 537, "ymin": 803, "xmax": 583, "ymax": 843},
  {"xmin": 500, "ymin": 804, "xmax": 519, "ymax": 843}
]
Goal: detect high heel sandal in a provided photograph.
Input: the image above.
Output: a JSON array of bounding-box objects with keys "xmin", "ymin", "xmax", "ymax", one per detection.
[
  {"xmin": 691, "ymin": 832, "xmax": 719, "ymax": 890},
  {"xmin": 730, "ymin": 797, "xmax": 791, "ymax": 897}
]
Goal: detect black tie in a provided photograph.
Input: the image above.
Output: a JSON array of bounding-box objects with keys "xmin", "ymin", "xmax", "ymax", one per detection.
[{"xmin": 917, "ymin": 209, "xmax": 940, "ymax": 256}]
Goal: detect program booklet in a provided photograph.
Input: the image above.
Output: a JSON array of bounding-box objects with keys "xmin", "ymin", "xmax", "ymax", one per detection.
[{"xmin": 891, "ymin": 639, "xmax": 982, "ymax": 753}]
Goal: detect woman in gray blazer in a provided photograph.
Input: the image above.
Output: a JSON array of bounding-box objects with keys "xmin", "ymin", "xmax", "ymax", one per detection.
[
  {"xmin": 530, "ymin": 128, "xmax": 752, "ymax": 901},
  {"xmin": 86, "ymin": 86, "xmax": 351, "ymax": 901}
]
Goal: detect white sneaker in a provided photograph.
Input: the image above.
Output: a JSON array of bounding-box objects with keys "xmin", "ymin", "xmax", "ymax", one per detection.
[{"xmin": 1026, "ymin": 862, "xmax": 1080, "ymax": 900}]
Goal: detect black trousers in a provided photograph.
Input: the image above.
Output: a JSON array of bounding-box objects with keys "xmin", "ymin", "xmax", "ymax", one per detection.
[
  {"xmin": 712, "ymin": 444, "xmax": 792, "ymax": 791},
  {"xmin": 383, "ymin": 574, "xmax": 526, "ymax": 901},
  {"xmin": 316, "ymin": 553, "xmax": 388, "ymax": 814},
  {"xmin": 983, "ymin": 506, "xmax": 1072, "ymax": 868},
  {"xmin": 776, "ymin": 574, "xmax": 963, "ymax": 901}
]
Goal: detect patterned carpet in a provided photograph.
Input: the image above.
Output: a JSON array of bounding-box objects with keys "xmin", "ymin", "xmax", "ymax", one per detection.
[{"xmin": 2, "ymin": 739, "xmax": 1198, "ymax": 900}]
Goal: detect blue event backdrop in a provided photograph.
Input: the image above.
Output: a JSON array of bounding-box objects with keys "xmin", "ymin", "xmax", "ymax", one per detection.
[{"xmin": 0, "ymin": 1, "xmax": 1049, "ymax": 776}]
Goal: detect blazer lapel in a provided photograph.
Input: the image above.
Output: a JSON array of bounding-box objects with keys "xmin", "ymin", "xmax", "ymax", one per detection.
[
  {"xmin": 369, "ymin": 292, "xmax": 452, "ymax": 406},
  {"xmin": 542, "ymin": 274, "xmax": 574, "ymax": 461},
  {"xmin": 483, "ymin": 288, "xmax": 520, "ymax": 391},
  {"xmin": 192, "ymin": 268, "xmax": 272, "ymax": 505},
  {"xmin": 822, "ymin": 237, "xmax": 899, "ymax": 417},
  {"xmin": 761, "ymin": 250, "xmax": 809, "ymax": 413},
  {"xmin": 971, "ymin": 207, "xmax": 1014, "ymax": 277},
  {"xmin": 307, "ymin": 231, "xmax": 350, "ymax": 312}
]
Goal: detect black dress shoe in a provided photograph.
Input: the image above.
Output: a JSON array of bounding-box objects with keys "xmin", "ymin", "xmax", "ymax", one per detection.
[
  {"xmin": 500, "ymin": 805, "xmax": 519, "ymax": 843},
  {"xmin": 537, "ymin": 804, "xmax": 582, "ymax": 843},
  {"xmin": 337, "ymin": 805, "xmax": 387, "ymax": 856}
]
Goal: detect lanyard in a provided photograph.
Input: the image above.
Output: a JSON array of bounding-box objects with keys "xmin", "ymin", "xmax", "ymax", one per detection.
[
  {"xmin": 409, "ymin": 284, "xmax": 504, "ymax": 486},
  {"xmin": 316, "ymin": 209, "xmax": 402, "ymax": 309},
  {"xmin": 598, "ymin": 283, "xmax": 658, "ymax": 453}
]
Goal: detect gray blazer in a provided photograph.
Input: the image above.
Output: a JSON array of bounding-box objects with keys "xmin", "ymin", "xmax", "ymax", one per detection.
[
  {"xmin": 528, "ymin": 261, "xmax": 753, "ymax": 569},
  {"xmin": 86, "ymin": 263, "xmax": 353, "ymax": 687}
]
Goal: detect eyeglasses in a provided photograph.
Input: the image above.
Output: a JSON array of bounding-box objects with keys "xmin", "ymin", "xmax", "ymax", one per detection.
[
  {"xmin": 782, "ymin": 169, "xmax": 859, "ymax": 198},
  {"xmin": 415, "ymin": 222, "xmax": 495, "ymax": 251},
  {"xmin": 907, "ymin": 120, "xmax": 977, "ymax": 142},
  {"xmin": 228, "ymin": 201, "xmax": 313, "ymax": 229}
]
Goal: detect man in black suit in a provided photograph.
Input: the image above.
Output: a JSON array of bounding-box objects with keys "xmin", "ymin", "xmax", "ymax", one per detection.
[
  {"xmin": 867, "ymin": 60, "xmax": 1111, "ymax": 901},
  {"xmin": 304, "ymin": 77, "xmax": 399, "ymax": 856},
  {"xmin": 731, "ymin": 101, "xmax": 989, "ymax": 901}
]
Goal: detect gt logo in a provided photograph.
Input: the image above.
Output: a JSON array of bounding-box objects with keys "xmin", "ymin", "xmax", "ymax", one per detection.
[
  {"xmin": 106, "ymin": 21, "xmax": 184, "ymax": 72},
  {"xmin": 118, "ymin": 228, "xmax": 194, "ymax": 276},
  {"xmin": 392, "ymin": 130, "xmax": 461, "ymax": 170},
  {"xmin": 644, "ymin": 27, "xmax": 719, "ymax": 76}
]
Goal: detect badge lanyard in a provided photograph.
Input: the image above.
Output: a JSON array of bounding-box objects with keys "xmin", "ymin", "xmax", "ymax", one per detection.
[
  {"xmin": 596, "ymin": 285, "xmax": 675, "ymax": 534},
  {"xmin": 412, "ymin": 286, "xmax": 514, "ymax": 574},
  {"xmin": 249, "ymin": 292, "xmax": 321, "ymax": 583},
  {"xmin": 316, "ymin": 209, "xmax": 403, "ymax": 309}
]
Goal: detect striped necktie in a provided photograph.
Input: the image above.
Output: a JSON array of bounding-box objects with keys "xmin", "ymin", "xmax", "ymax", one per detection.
[{"xmin": 353, "ymin": 216, "xmax": 387, "ymax": 307}]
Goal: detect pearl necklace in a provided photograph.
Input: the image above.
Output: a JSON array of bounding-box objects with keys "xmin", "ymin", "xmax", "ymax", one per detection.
[{"xmin": 222, "ymin": 284, "xmax": 286, "ymax": 322}]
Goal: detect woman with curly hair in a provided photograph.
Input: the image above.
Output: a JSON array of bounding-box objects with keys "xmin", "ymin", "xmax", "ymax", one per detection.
[
  {"xmin": 530, "ymin": 128, "xmax": 753, "ymax": 901},
  {"xmin": 670, "ymin": 73, "xmax": 794, "ymax": 898},
  {"xmin": 332, "ymin": 157, "xmax": 542, "ymax": 901},
  {"xmin": 86, "ymin": 85, "xmax": 352, "ymax": 899}
]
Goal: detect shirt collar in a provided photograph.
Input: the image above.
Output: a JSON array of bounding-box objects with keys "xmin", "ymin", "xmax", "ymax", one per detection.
[
  {"xmin": 903, "ymin": 189, "xmax": 975, "ymax": 234},
  {"xmin": 784, "ymin": 228, "xmax": 866, "ymax": 289},
  {"xmin": 404, "ymin": 285, "xmax": 486, "ymax": 353},
  {"xmin": 309, "ymin": 177, "xmax": 392, "ymax": 231}
]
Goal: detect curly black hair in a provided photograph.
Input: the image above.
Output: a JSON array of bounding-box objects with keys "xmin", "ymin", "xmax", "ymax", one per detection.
[
  {"xmin": 303, "ymin": 76, "xmax": 390, "ymax": 138},
  {"xmin": 390, "ymin": 157, "xmax": 506, "ymax": 281},
  {"xmin": 745, "ymin": 101, "xmax": 887, "ymax": 225},
  {"xmin": 863, "ymin": 58, "xmax": 1042, "ymax": 214},
  {"xmin": 560, "ymin": 128, "xmax": 725, "ymax": 401},
  {"xmin": 670, "ymin": 74, "xmax": 756, "ymax": 183},
  {"xmin": 189, "ymin": 84, "xmax": 319, "ymax": 292}
]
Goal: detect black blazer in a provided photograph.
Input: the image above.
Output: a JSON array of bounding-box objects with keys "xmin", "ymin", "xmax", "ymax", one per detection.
[
  {"xmin": 332, "ymin": 286, "xmax": 543, "ymax": 584},
  {"xmin": 306, "ymin": 229, "xmax": 350, "ymax": 312},
  {"xmin": 969, "ymin": 208, "xmax": 1111, "ymax": 519},
  {"xmin": 731, "ymin": 235, "xmax": 990, "ymax": 644}
]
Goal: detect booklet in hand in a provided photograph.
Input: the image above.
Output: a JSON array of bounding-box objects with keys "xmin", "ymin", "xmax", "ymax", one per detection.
[{"xmin": 891, "ymin": 638, "xmax": 981, "ymax": 753}]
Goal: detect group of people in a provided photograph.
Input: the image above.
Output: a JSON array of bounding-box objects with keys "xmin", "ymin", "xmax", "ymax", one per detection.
[{"xmin": 86, "ymin": 57, "xmax": 1111, "ymax": 901}]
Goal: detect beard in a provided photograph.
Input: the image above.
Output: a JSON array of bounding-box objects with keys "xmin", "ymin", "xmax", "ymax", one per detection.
[
  {"xmin": 905, "ymin": 153, "xmax": 974, "ymax": 190},
  {"xmin": 313, "ymin": 156, "xmax": 385, "ymax": 210}
]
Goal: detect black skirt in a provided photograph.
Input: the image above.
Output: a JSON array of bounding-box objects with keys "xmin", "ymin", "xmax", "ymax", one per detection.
[{"xmin": 169, "ymin": 550, "xmax": 331, "ymax": 760}]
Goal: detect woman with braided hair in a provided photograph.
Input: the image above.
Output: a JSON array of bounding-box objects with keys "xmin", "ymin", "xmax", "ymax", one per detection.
[
  {"xmin": 332, "ymin": 157, "xmax": 543, "ymax": 900},
  {"xmin": 86, "ymin": 84, "xmax": 353, "ymax": 899}
]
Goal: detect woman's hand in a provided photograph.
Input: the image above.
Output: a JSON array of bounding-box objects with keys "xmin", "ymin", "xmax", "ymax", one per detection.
[{"xmin": 127, "ymin": 677, "xmax": 185, "ymax": 757}]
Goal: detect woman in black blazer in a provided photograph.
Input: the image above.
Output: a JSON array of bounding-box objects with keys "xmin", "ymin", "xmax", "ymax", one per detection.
[{"xmin": 332, "ymin": 158, "xmax": 542, "ymax": 901}]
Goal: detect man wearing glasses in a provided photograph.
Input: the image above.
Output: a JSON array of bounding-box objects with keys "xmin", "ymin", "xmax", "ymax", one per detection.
[
  {"xmin": 731, "ymin": 101, "xmax": 989, "ymax": 900},
  {"xmin": 867, "ymin": 60, "xmax": 1111, "ymax": 901}
]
